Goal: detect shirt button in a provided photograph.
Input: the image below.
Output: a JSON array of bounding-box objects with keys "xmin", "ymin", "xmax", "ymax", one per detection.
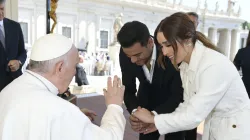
[{"xmin": 232, "ymin": 124, "xmax": 237, "ymax": 128}]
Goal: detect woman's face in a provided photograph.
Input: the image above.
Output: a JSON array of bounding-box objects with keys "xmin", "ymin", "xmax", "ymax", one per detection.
[{"xmin": 157, "ymin": 32, "xmax": 189, "ymax": 65}]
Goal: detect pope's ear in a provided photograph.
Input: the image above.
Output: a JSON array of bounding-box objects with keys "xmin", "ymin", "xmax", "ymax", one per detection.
[{"xmin": 55, "ymin": 61, "xmax": 64, "ymax": 74}]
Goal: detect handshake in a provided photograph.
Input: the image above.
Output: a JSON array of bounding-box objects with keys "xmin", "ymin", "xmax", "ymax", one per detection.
[
  {"xmin": 130, "ymin": 107, "xmax": 158, "ymax": 134},
  {"xmin": 103, "ymin": 75, "xmax": 158, "ymax": 134}
]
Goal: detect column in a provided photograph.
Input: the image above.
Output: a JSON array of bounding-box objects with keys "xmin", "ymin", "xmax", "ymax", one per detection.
[
  {"xmin": 33, "ymin": 9, "xmax": 37, "ymax": 43},
  {"xmin": 75, "ymin": 15, "xmax": 79, "ymax": 47},
  {"xmin": 4, "ymin": 0, "xmax": 18, "ymax": 21},
  {"xmin": 72, "ymin": 17, "xmax": 76, "ymax": 44},
  {"xmin": 55, "ymin": 18, "xmax": 59, "ymax": 34},
  {"xmin": 217, "ymin": 29, "xmax": 231, "ymax": 57},
  {"xmin": 95, "ymin": 14, "xmax": 100, "ymax": 53},
  {"xmin": 201, "ymin": 27, "xmax": 209, "ymax": 37},
  {"xmin": 208, "ymin": 27, "xmax": 217, "ymax": 45},
  {"xmin": 230, "ymin": 29, "xmax": 240, "ymax": 61},
  {"xmin": 29, "ymin": 14, "xmax": 32, "ymax": 46},
  {"xmin": 243, "ymin": 38, "xmax": 247, "ymax": 47}
]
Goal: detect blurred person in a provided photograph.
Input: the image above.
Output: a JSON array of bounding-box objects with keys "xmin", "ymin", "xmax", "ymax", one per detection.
[
  {"xmin": 0, "ymin": 0, "xmax": 27, "ymax": 91},
  {"xmin": 75, "ymin": 53, "xmax": 89, "ymax": 86},
  {"xmin": 187, "ymin": 12, "xmax": 199, "ymax": 29},
  {"xmin": 234, "ymin": 30, "xmax": 250, "ymax": 96}
]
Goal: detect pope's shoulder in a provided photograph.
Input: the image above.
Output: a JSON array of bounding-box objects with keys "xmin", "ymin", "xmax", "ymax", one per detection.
[{"xmin": 0, "ymin": 73, "xmax": 83, "ymax": 119}]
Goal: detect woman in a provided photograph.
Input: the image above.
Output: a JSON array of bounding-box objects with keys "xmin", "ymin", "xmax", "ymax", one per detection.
[
  {"xmin": 234, "ymin": 30, "xmax": 250, "ymax": 96},
  {"xmin": 133, "ymin": 12, "xmax": 250, "ymax": 140}
]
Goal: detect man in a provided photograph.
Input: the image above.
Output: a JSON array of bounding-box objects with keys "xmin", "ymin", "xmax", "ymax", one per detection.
[
  {"xmin": 0, "ymin": 34, "xmax": 126, "ymax": 140},
  {"xmin": 187, "ymin": 12, "xmax": 199, "ymax": 29},
  {"xmin": 0, "ymin": 0, "xmax": 26, "ymax": 91},
  {"xmin": 75, "ymin": 53, "xmax": 89, "ymax": 86},
  {"xmin": 118, "ymin": 21, "xmax": 184, "ymax": 140}
]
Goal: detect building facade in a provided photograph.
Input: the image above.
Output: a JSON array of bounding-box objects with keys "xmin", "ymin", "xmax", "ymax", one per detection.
[{"xmin": 12, "ymin": 0, "xmax": 248, "ymax": 61}]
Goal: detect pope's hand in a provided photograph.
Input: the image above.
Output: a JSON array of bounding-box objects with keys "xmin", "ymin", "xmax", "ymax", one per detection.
[
  {"xmin": 103, "ymin": 75, "xmax": 125, "ymax": 106},
  {"xmin": 133, "ymin": 107, "xmax": 155, "ymax": 124},
  {"xmin": 81, "ymin": 108, "xmax": 97, "ymax": 121}
]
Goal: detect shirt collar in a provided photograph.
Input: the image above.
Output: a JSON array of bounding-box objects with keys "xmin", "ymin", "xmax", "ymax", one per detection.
[
  {"xmin": 149, "ymin": 43, "xmax": 157, "ymax": 65},
  {"xmin": 0, "ymin": 20, "xmax": 3, "ymax": 27},
  {"xmin": 152, "ymin": 44, "xmax": 156, "ymax": 60},
  {"xmin": 179, "ymin": 41, "xmax": 206, "ymax": 72},
  {"xmin": 26, "ymin": 70, "xmax": 59, "ymax": 95}
]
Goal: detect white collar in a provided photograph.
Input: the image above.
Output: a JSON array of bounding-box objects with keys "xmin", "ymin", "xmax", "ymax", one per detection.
[
  {"xmin": 149, "ymin": 43, "xmax": 157, "ymax": 65},
  {"xmin": 179, "ymin": 41, "xmax": 206, "ymax": 72},
  {"xmin": 151, "ymin": 44, "xmax": 157, "ymax": 60},
  {"xmin": 26, "ymin": 70, "xmax": 59, "ymax": 95},
  {"xmin": 0, "ymin": 20, "xmax": 3, "ymax": 27}
]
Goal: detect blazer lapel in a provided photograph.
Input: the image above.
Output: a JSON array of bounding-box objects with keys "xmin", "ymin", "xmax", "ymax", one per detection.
[
  {"xmin": 3, "ymin": 18, "xmax": 10, "ymax": 52},
  {"xmin": 152, "ymin": 50, "xmax": 164, "ymax": 87}
]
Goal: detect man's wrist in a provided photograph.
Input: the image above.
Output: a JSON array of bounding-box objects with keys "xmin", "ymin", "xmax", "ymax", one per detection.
[{"xmin": 132, "ymin": 109, "xmax": 137, "ymax": 114}]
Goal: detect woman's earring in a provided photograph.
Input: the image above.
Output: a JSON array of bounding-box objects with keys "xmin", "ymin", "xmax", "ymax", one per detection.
[{"xmin": 185, "ymin": 43, "xmax": 192, "ymax": 47}]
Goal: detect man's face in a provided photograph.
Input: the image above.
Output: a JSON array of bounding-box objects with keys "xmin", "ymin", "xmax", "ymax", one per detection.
[
  {"xmin": 122, "ymin": 38, "xmax": 153, "ymax": 66},
  {"xmin": 56, "ymin": 46, "xmax": 79, "ymax": 93},
  {"xmin": 0, "ymin": 3, "xmax": 5, "ymax": 21},
  {"xmin": 188, "ymin": 15, "xmax": 198, "ymax": 29}
]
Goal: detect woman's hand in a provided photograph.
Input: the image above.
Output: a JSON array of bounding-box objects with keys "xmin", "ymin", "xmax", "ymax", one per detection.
[
  {"xmin": 133, "ymin": 107, "xmax": 155, "ymax": 124},
  {"xmin": 81, "ymin": 108, "xmax": 97, "ymax": 121}
]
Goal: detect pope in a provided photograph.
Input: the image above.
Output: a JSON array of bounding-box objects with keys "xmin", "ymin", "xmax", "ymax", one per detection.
[{"xmin": 0, "ymin": 34, "xmax": 126, "ymax": 140}]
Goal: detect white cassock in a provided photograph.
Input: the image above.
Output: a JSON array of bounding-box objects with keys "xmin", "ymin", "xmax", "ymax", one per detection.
[
  {"xmin": 154, "ymin": 42, "xmax": 250, "ymax": 140},
  {"xmin": 0, "ymin": 70, "xmax": 126, "ymax": 140}
]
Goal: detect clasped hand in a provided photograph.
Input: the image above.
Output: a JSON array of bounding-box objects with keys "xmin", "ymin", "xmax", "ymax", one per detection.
[
  {"xmin": 130, "ymin": 107, "xmax": 158, "ymax": 134},
  {"xmin": 102, "ymin": 76, "xmax": 158, "ymax": 134},
  {"xmin": 8, "ymin": 60, "xmax": 20, "ymax": 72}
]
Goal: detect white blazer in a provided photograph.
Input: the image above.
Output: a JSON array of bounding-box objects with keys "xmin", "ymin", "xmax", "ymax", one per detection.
[{"xmin": 154, "ymin": 42, "xmax": 250, "ymax": 140}]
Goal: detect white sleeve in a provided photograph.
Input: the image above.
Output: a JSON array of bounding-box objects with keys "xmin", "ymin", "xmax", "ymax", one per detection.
[
  {"xmin": 50, "ymin": 105, "xmax": 126, "ymax": 140},
  {"xmin": 154, "ymin": 64, "xmax": 232, "ymax": 135}
]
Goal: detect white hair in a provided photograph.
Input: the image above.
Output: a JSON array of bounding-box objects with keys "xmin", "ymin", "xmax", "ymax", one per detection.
[{"xmin": 28, "ymin": 51, "xmax": 70, "ymax": 74}]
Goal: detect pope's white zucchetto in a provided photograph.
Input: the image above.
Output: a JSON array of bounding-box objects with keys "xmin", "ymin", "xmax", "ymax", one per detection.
[{"xmin": 30, "ymin": 34, "xmax": 73, "ymax": 61}]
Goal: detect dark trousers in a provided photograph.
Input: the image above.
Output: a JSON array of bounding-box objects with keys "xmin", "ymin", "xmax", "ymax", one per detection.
[
  {"xmin": 0, "ymin": 71, "xmax": 21, "ymax": 91},
  {"xmin": 139, "ymin": 131, "xmax": 185, "ymax": 140},
  {"xmin": 185, "ymin": 128, "xmax": 197, "ymax": 140}
]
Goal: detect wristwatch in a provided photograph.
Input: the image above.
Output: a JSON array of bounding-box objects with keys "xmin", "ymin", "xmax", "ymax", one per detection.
[{"xmin": 18, "ymin": 60, "xmax": 22, "ymax": 65}]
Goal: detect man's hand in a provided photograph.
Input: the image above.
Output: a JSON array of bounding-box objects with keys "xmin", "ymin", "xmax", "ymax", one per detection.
[
  {"xmin": 130, "ymin": 109, "xmax": 157, "ymax": 134},
  {"xmin": 8, "ymin": 60, "xmax": 20, "ymax": 72},
  {"xmin": 81, "ymin": 108, "xmax": 97, "ymax": 121},
  {"xmin": 129, "ymin": 114, "xmax": 142, "ymax": 132},
  {"xmin": 133, "ymin": 107, "xmax": 155, "ymax": 124},
  {"xmin": 142, "ymin": 123, "xmax": 157, "ymax": 134},
  {"xmin": 103, "ymin": 75, "xmax": 125, "ymax": 106}
]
